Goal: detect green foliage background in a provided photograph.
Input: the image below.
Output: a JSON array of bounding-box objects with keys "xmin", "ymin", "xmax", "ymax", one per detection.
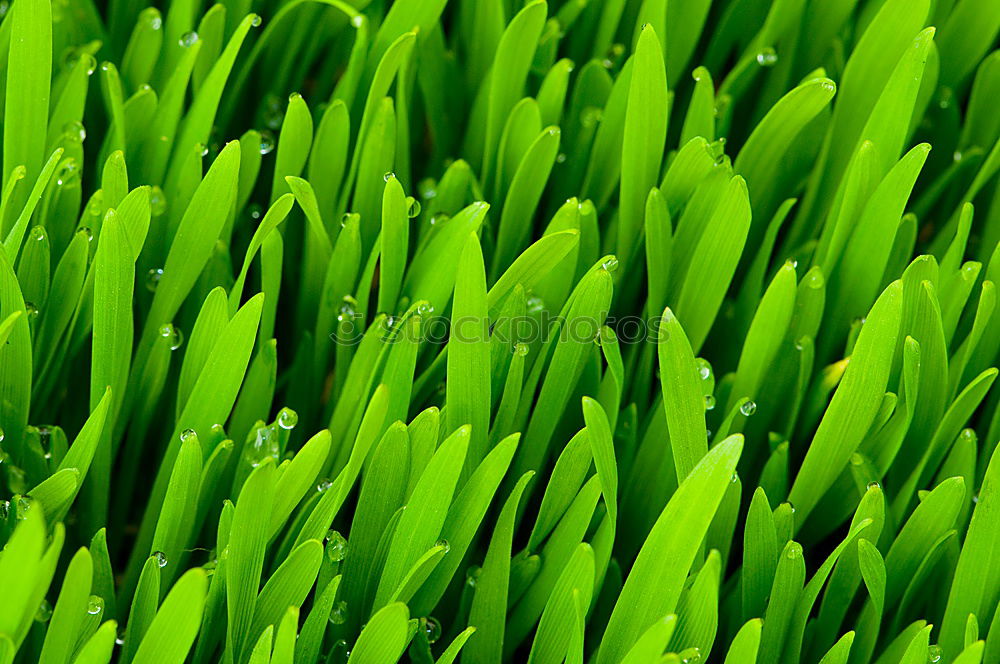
[{"xmin": 0, "ymin": 0, "xmax": 999, "ymax": 662}]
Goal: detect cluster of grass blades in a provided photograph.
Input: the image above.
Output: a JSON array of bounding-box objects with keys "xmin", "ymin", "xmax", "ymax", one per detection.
[{"xmin": 2, "ymin": 0, "xmax": 1000, "ymax": 662}]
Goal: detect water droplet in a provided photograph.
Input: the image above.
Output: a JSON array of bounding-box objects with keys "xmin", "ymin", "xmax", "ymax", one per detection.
[
  {"xmin": 35, "ymin": 600, "xmax": 52, "ymax": 622},
  {"xmin": 249, "ymin": 204, "xmax": 263, "ymax": 220},
  {"xmin": 146, "ymin": 268, "xmax": 164, "ymax": 291},
  {"xmin": 960, "ymin": 428, "xmax": 975, "ymax": 442},
  {"xmin": 867, "ymin": 481, "xmax": 881, "ymax": 491},
  {"xmin": 580, "ymin": 106, "xmax": 602, "ymax": 128},
  {"xmin": 251, "ymin": 14, "xmax": 261, "ymax": 27},
  {"xmin": 681, "ymin": 647, "xmax": 702, "ymax": 663},
  {"xmin": 329, "ymin": 600, "xmax": 348, "ymax": 624},
  {"xmin": 87, "ymin": 595, "xmax": 104, "ymax": 615},
  {"xmin": 786, "ymin": 546, "xmax": 801, "ymax": 559},
  {"xmin": 383, "ymin": 172, "xmax": 395, "ymax": 182},
  {"xmin": 928, "ymin": 645, "xmax": 943, "ymax": 662},
  {"xmin": 755, "ymin": 48, "xmax": 778, "ymax": 67},
  {"xmin": 262, "ymin": 93, "xmax": 285, "ymax": 129},
  {"xmin": 850, "ymin": 453, "xmax": 864, "ymax": 466},
  {"xmin": 258, "ymin": 130, "xmax": 275, "ymax": 155},
  {"xmin": 197, "ymin": 144, "xmax": 209, "ymax": 157},
  {"xmin": 436, "ymin": 538, "xmax": 451, "ymax": 554},
  {"xmin": 696, "ymin": 359, "xmax": 712, "ymax": 380},
  {"xmin": 159, "ymin": 323, "xmax": 184, "ymax": 350},
  {"xmin": 63, "ymin": 120, "xmax": 86, "ymax": 143},
  {"xmin": 466, "ymin": 566, "xmax": 482, "ymax": 588},
  {"xmin": 0, "ymin": 500, "xmax": 8, "ymax": 520},
  {"xmin": 30, "ymin": 226, "xmax": 46, "ymax": 242},
  {"xmin": 514, "ymin": 342, "xmax": 529, "ymax": 357},
  {"xmin": 25, "ymin": 302, "xmax": 39, "ymax": 319},
  {"xmin": 141, "ymin": 7, "xmax": 162, "ymax": 29},
  {"xmin": 406, "ymin": 197, "xmax": 421, "ymax": 218},
  {"xmin": 35, "ymin": 426, "xmax": 52, "ymax": 453},
  {"xmin": 317, "ymin": 479, "xmax": 333, "ymax": 492},
  {"xmin": 351, "ymin": 14, "xmax": 363, "ymax": 28},
  {"xmin": 56, "ymin": 159, "xmax": 80, "ymax": 186},
  {"xmin": 81, "ymin": 54, "xmax": 97, "ymax": 75},
  {"xmin": 424, "ymin": 616, "xmax": 442, "ymax": 644},
  {"xmin": 556, "ymin": 152, "xmax": 567, "ymax": 163},
  {"xmin": 115, "ymin": 632, "xmax": 125, "ymax": 646},
  {"xmin": 337, "ymin": 296, "xmax": 358, "ymax": 323},
  {"xmin": 429, "ymin": 213, "xmax": 449, "ymax": 226},
  {"xmin": 246, "ymin": 425, "xmax": 280, "ymax": 467},
  {"xmin": 731, "ymin": 472, "xmax": 739, "ymax": 483},
  {"xmin": 149, "ymin": 186, "xmax": 167, "ymax": 216},
  {"xmin": 527, "ymin": 295, "xmax": 545, "ymax": 313},
  {"xmin": 740, "ymin": 400, "xmax": 757, "ymax": 416},
  {"xmin": 152, "ymin": 550, "xmax": 168, "ymax": 567},
  {"xmin": 601, "ymin": 256, "xmax": 619, "ymax": 272},
  {"xmin": 417, "ymin": 302, "xmax": 434, "ymax": 315},
  {"xmin": 326, "ymin": 530, "xmax": 348, "ymax": 562},
  {"xmin": 704, "ymin": 394, "xmax": 716, "ymax": 410},
  {"xmin": 414, "ymin": 179, "xmax": 436, "ymax": 201},
  {"xmin": 180, "ymin": 429, "xmax": 196, "ymax": 442},
  {"xmin": 179, "ymin": 31, "xmax": 199, "ymax": 47},
  {"xmin": 277, "ymin": 407, "xmax": 298, "ymax": 430}
]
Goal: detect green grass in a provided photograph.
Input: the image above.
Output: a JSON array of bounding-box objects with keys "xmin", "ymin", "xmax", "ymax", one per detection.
[{"xmin": 0, "ymin": 0, "xmax": 999, "ymax": 662}]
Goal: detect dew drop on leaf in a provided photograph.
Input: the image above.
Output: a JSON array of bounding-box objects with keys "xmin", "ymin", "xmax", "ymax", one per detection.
[
  {"xmin": 146, "ymin": 268, "xmax": 164, "ymax": 291},
  {"xmin": 326, "ymin": 530, "xmax": 348, "ymax": 562},
  {"xmin": 277, "ymin": 407, "xmax": 298, "ymax": 430},
  {"xmin": 755, "ymin": 48, "xmax": 778, "ymax": 67},
  {"xmin": 35, "ymin": 600, "xmax": 52, "ymax": 622},
  {"xmin": 424, "ymin": 616, "xmax": 442, "ymax": 644},
  {"xmin": 62, "ymin": 120, "xmax": 86, "ymax": 143},
  {"xmin": 406, "ymin": 197, "xmax": 421, "ymax": 218},
  {"xmin": 329, "ymin": 600, "xmax": 348, "ymax": 624},
  {"xmin": 696, "ymin": 359, "xmax": 712, "ymax": 380},
  {"xmin": 149, "ymin": 186, "xmax": 167, "ymax": 216},
  {"xmin": 258, "ymin": 130, "xmax": 275, "ymax": 155}
]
